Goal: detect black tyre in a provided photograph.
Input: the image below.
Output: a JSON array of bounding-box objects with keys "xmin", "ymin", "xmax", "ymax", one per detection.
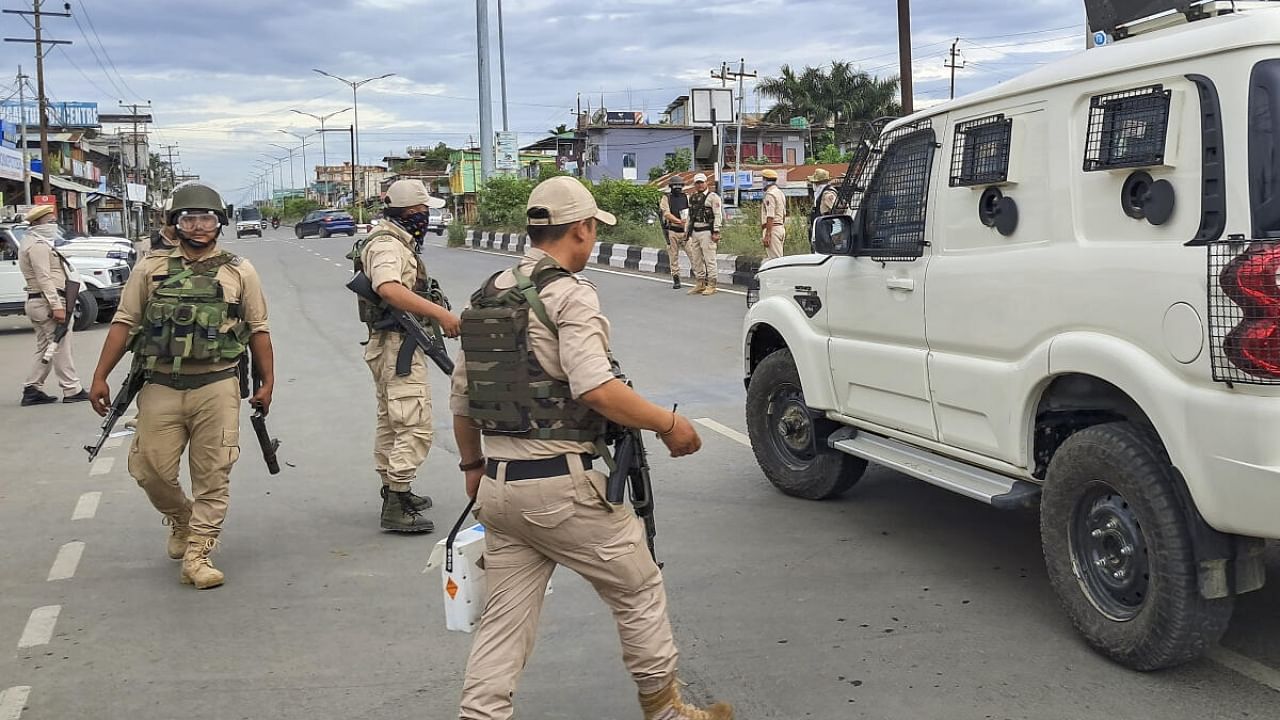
[
  {"xmin": 72, "ymin": 292, "xmax": 97, "ymax": 331},
  {"xmin": 95, "ymin": 305, "xmax": 115, "ymax": 323},
  {"xmin": 1040, "ymin": 422, "xmax": 1234, "ymax": 670},
  {"xmin": 295, "ymin": 226, "xmax": 305, "ymax": 239},
  {"xmin": 746, "ymin": 349, "xmax": 866, "ymax": 500},
  {"xmin": 320, "ymin": 228, "xmax": 331, "ymax": 239},
  {"xmin": 347, "ymin": 230, "xmax": 356, "ymax": 237}
]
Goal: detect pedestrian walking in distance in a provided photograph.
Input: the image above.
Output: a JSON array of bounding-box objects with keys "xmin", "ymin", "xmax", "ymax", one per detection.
[
  {"xmin": 685, "ymin": 173, "xmax": 724, "ymax": 296},
  {"xmin": 659, "ymin": 175, "xmax": 690, "ymax": 289},
  {"xmin": 89, "ymin": 183, "xmax": 275, "ymax": 590},
  {"xmin": 451, "ymin": 175, "xmax": 734, "ymax": 720},
  {"xmin": 18, "ymin": 204, "xmax": 90, "ymax": 406},
  {"xmin": 760, "ymin": 169, "xmax": 787, "ymax": 260}
]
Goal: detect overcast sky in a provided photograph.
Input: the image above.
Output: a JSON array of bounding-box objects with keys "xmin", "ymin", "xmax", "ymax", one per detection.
[{"xmin": 3, "ymin": 0, "xmax": 1087, "ymax": 205}]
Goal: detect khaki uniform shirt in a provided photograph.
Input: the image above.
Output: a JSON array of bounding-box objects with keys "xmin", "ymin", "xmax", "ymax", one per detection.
[
  {"xmin": 815, "ymin": 184, "xmax": 838, "ymax": 215},
  {"xmin": 361, "ymin": 221, "xmax": 422, "ymax": 305},
  {"xmin": 762, "ymin": 185, "xmax": 787, "ymax": 226},
  {"xmin": 19, "ymin": 237, "xmax": 69, "ymax": 310},
  {"xmin": 450, "ymin": 247, "xmax": 616, "ymax": 461},
  {"xmin": 112, "ymin": 243, "xmax": 270, "ymax": 375}
]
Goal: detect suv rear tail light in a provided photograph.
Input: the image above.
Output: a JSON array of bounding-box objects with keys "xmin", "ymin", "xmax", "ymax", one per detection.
[{"xmin": 1212, "ymin": 240, "xmax": 1280, "ymax": 382}]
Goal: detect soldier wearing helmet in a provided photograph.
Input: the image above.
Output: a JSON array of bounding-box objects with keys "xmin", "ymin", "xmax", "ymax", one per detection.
[
  {"xmin": 349, "ymin": 179, "xmax": 461, "ymax": 533},
  {"xmin": 760, "ymin": 169, "xmax": 787, "ymax": 260},
  {"xmin": 658, "ymin": 175, "xmax": 690, "ymax": 289},
  {"xmin": 88, "ymin": 183, "xmax": 275, "ymax": 590}
]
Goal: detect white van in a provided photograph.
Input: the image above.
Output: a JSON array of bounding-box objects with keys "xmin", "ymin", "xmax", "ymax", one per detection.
[{"xmin": 743, "ymin": 1, "xmax": 1280, "ymax": 670}]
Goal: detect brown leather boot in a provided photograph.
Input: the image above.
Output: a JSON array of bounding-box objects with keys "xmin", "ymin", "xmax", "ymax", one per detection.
[
  {"xmin": 639, "ymin": 679, "xmax": 733, "ymax": 720},
  {"xmin": 700, "ymin": 278, "xmax": 718, "ymax": 296},
  {"xmin": 686, "ymin": 278, "xmax": 706, "ymax": 295},
  {"xmin": 180, "ymin": 535, "xmax": 225, "ymax": 589},
  {"xmin": 163, "ymin": 513, "xmax": 192, "ymax": 560}
]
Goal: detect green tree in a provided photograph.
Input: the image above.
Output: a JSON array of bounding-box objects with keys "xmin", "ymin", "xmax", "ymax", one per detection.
[
  {"xmin": 759, "ymin": 62, "xmax": 901, "ymax": 149},
  {"xmin": 663, "ymin": 148, "xmax": 692, "ymax": 174},
  {"xmin": 548, "ymin": 124, "xmax": 570, "ymax": 135},
  {"xmin": 648, "ymin": 166, "xmax": 666, "ymax": 182}
]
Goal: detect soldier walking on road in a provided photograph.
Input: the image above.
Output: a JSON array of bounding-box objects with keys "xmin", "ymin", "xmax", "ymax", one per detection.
[
  {"xmin": 658, "ymin": 175, "xmax": 690, "ymax": 290},
  {"xmin": 685, "ymin": 173, "xmax": 723, "ymax": 296},
  {"xmin": 450, "ymin": 175, "xmax": 733, "ymax": 720},
  {"xmin": 88, "ymin": 183, "xmax": 274, "ymax": 590},
  {"xmin": 760, "ymin": 169, "xmax": 787, "ymax": 260},
  {"xmin": 353, "ymin": 179, "xmax": 461, "ymax": 533},
  {"xmin": 18, "ymin": 204, "xmax": 89, "ymax": 406}
]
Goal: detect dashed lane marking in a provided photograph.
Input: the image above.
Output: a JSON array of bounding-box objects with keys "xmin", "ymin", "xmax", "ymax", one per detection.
[
  {"xmin": 47, "ymin": 542, "xmax": 84, "ymax": 582},
  {"xmin": 89, "ymin": 456, "xmax": 114, "ymax": 476},
  {"xmin": 17, "ymin": 606, "xmax": 59, "ymax": 648},
  {"xmin": 1210, "ymin": 648, "xmax": 1280, "ymax": 693},
  {"xmin": 0, "ymin": 686, "xmax": 31, "ymax": 720},
  {"xmin": 334, "ymin": 263, "xmax": 343, "ymax": 268},
  {"xmin": 694, "ymin": 418, "xmax": 751, "ymax": 447},
  {"xmin": 71, "ymin": 492, "xmax": 100, "ymax": 521}
]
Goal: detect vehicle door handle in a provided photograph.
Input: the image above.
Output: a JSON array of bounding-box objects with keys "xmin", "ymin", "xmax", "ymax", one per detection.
[{"xmin": 885, "ymin": 277, "xmax": 915, "ymax": 291}]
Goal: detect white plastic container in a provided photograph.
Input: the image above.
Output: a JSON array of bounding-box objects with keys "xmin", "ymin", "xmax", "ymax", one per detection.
[{"xmin": 425, "ymin": 522, "xmax": 489, "ymax": 633}]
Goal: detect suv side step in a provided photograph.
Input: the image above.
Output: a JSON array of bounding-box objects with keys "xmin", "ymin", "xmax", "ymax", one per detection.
[{"xmin": 828, "ymin": 429, "xmax": 1041, "ymax": 509}]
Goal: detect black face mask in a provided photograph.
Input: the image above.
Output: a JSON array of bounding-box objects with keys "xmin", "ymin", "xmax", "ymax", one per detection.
[{"xmin": 395, "ymin": 210, "xmax": 432, "ymax": 239}]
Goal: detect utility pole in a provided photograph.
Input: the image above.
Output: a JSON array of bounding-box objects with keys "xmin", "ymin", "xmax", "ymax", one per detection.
[
  {"xmin": 711, "ymin": 62, "xmax": 731, "ymax": 197},
  {"xmin": 4, "ymin": 0, "xmax": 72, "ymax": 196},
  {"xmin": 497, "ymin": 0, "xmax": 509, "ymax": 132},
  {"xmin": 897, "ymin": 0, "xmax": 914, "ymax": 115},
  {"xmin": 119, "ymin": 101, "xmax": 152, "ymax": 236},
  {"xmin": 160, "ymin": 143, "xmax": 179, "ymax": 195},
  {"xmin": 475, "ymin": 0, "xmax": 495, "ymax": 181},
  {"xmin": 15, "ymin": 66, "xmax": 30, "ymax": 204},
  {"xmin": 945, "ymin": 38, "xmax": 965, "ymax": 100},
  {"xmin": 721, "ymin": 59, "xmax": 757, "ymax": 207}
]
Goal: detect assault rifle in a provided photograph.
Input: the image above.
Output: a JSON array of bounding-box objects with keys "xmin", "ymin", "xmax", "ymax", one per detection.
[
  {"xmin": 41, "ymin": 279, "xmax": 80, "ymax": 364},
  {"xmin": 239, "ymin": 354, "xmax": 281, "ymax": 475},
  {"xmin": 605, "ymin": 421, "xmax": 660, "ymax": 566},
  {"xmin": 346, "ymin": 271, "xmax": 455, "ymax": 376},
  {"xmin": 84, "ymin": 357, "xmax": 145, "ymax": 463}
]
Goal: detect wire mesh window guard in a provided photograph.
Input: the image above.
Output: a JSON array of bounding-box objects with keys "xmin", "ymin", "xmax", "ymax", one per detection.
[
  {"xmin": 1208, "ymin": 238, "xmax": 1280, "ymax": 385},
  {"xmin": 1084, "ymin": 85, "xmax": 1172, "ymax": 171},
  {"xmin": 857, "ymin": 121, "xmax": 936, "ymax": 262},
  {"xmin": 950, "ymin": 115, "xmax": 1013, "ymax": 187}
]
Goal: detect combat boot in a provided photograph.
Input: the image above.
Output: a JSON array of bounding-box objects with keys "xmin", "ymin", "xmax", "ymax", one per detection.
[
  {"xmin": 700, "ymin": 278, "xmax": 718, "ymax": 296},
  {"xmin": 20, "ymin": 386, "xmax": 56, "ymax": 406},
  {"xmin": 672, "ymin": 274, "xmax": 681, "ymax": 290},
  {"xmin": 163, "ymin": 512, "xmax": 192, "ymax": 560},
  {"xmin": 639, "ymin": 679, "xmax": 733, "ymax": 720},
  {"xmin": 180, "ymin": 535, "xmax": 224, "ymax": 589},
  {"xmin": 381, "ymin": 490, "xmax": 435, "ymax": 533},
  {"xmin": 686, "ymin": 278, "xmax": 706, "ymax": 295},
  {"xmin": 381, "ymin": 484, "xmax": 432, "ymax": 512}
]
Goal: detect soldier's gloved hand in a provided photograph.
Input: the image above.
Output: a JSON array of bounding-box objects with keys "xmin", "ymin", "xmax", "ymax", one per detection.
[
  {"xmin": 89, "ymin": 379, "xmax": 112, "ymax": 417},
  {"xmin": 659, "ymin": 415, "xmax": 701, "ymax": 458},
  {"xmin": 438, "ymin": 312, "xmax": 462, "ymax": 339}
]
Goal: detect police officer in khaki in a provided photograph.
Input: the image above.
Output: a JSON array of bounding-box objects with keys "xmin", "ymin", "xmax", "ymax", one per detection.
[
  {"xmin": 451, "ymin": 176, "xmax": 733, "ymax": 720},
  {"xmin": 18, "ymin": 204, "xmax": 90, "ymax": 406},
  {"xmin": 684, "ymin": 173, "xmax": 723, "ymax": 296},
  {"xmin": 760, "ymin": 169, "xmax": 787, "ymax": 260},
  {"xmin": 658, "ymin": 175, "xmax": 689, "ymax": 289},
  {"xmin": 356, "ymin": 179, "xmax": 461, "ymax": 533},
  {"xmin": 808, "ymin": 168, "xmax": 838, "ymax": 218},
  {"xmin": 89, "ymin": 183, "xmax": 274, "ymax": 590}
]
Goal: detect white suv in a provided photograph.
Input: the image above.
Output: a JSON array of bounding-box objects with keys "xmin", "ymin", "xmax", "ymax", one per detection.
[
  {"xmin": 1, "ymin": 224, "xmax": 128, "ymax": 329},
  {"xmin": 743, "ymin": 2, "xmax": 1280, "ymax": 671}
]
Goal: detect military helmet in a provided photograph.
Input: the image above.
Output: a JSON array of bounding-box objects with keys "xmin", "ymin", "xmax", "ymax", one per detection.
[
  {"xmin": 167, "ymin": 183, "xmax": 228, "ymax": 225},
  {"xmin": 668, "ymin": 175, "xmax": 685, "ymax": 187}
]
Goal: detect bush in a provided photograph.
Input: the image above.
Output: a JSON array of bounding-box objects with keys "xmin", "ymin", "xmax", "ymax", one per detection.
[
  {"xmin": 589, "ymin": 178, "xmax": 662, "ymax": 226},
  {"xmin": 476, "ymin": 174, "xmax": 536, "ymax": 229},
  {"xmin": 447, "ymin": 220, "xmax": 467, "ymax": 247}
]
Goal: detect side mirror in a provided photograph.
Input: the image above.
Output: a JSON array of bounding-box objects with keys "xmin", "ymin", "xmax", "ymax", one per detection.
[{"xmin": 812, "ymin": 214, "xmax": 855, "ymax": 255}]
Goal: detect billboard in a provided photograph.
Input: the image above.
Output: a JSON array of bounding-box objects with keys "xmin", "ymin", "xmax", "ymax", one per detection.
[
  {"xmin": 0, "ymin": 101, "xmax": 99, "ymax": 128},
  {"xmin": 690, "ymin": 88, "xmax": 734, "ymax": 125}
]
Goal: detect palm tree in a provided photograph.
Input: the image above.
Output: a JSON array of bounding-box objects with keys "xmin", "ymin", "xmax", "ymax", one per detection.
[
  {"xmin": 548, "ymin": 123, "xmax": 570, "ymax": 135},
  {"xmin": 759, "ymin": 62, "xmax": 901, "ymax": 151}
]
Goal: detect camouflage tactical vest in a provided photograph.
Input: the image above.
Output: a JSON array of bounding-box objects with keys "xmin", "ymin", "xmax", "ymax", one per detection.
[
  {"xmin": 348, "ymin": 227, "xmax": 450, "ymax": 328},
  {"xmin": 460, "ymin": 257, "xmax": 608, "ymax": 442},
  {"xmin": 689, "ymin": 191, "xmax": 714, "ymax": 230},
  {"xmin": 131, "ymin": 252, "xmax": 250, "ymax": 375}
]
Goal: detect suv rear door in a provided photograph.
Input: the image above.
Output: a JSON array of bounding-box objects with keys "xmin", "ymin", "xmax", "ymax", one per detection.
[
  {"xmin": 826, "ymin": 122, "xmax": 940, "ymax": 439},
  {"xmin": 0, "ymin": 229, "xmax": 24, "ymax": 307}
]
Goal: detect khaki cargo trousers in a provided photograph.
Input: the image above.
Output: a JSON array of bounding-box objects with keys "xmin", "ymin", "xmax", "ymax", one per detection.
[
  {"xmin": 764, "ymin": 225, "xmax": 786, "ymax": 260},
  {"xmin": 686, "ymin": 230, "xmax": 718, "ymax": 283},
  {"xmin": 23, "ymin": 297, "xmax": 81, "ymax": 395},
  {"xmin": 365, "ymin": 330, "xmax": 433, "ymax": 492},
  {"xmin": 129, "ymin": 375, "xmax": 240, "ymax": 537},
  {"xmin": 459, "ymin": 455, "xmax": 679, "ymax": 720},
  {"xmin": 665, "ymin": 229, "xmax": 686, "ymax": 276}
]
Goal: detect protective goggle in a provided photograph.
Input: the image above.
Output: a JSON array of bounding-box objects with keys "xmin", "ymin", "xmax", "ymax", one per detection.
[{"xmin": 175, "ymin": 211, "xmax": 221, "ymax": 231}]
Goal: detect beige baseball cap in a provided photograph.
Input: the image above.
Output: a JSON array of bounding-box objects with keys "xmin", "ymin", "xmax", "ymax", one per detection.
[
  {"xmin": 807, "ymin": 168, "xmax": 832, "ymax": 183},
  {"xmin": 526, "ymin": 176, "xmax": 616, "ymax": 226},
  {"xmin": 24, "ymin": 205, "xmax": 56, "ymax": 223},
  {"xmin": 692, "ymin": 173, "xmax": 708, "ymax": 183},
  {"xmin": 385, "ymin": 179, "xmax": 446, "ymax": 209}
]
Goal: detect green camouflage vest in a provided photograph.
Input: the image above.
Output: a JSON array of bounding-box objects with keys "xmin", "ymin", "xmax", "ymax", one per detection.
[
  {"xmin": 348, "ymin": 227, "xmax": 450, "ymax": 328},
  {"xmin": 461, "ymin": 256, "xmax": 607, "ymax": 442},
  {"xmin": 131, "ymin": 251, "xmax": 250, "ymax": 375},
  {"xmin": 689, "ymin": 191, "xmax": 714, "ymax": 230}
]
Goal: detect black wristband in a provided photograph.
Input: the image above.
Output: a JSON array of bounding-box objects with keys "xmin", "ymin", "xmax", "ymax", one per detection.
[{"xmin": 459, "ymin": 457, "xmax": 485, "ymax": 472}]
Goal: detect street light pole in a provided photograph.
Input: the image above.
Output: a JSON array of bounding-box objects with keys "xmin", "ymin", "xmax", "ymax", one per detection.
[
  {"xmin": 291, "ymin": 107, "xmax": 351, "ymax": 203},
  {"xmin": 312, "ymin": 70, "xmax": 394, "ymax": 221},
  {"xmin": 279, "ymin": 130, "xmax": 315, "ymax": 198},
  {"xmin": 269, "ymin": 143, "xmax": 297, "ymax": 191},
  {"xmin": 475, "ymin": 0, "xmax": 495, "ymax": 181},
  {"xmin": 497, "ymin": 0, "xmax": 509, "ymax": 132}
]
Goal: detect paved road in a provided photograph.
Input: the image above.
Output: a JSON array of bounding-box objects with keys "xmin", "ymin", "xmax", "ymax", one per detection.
[{"xmin": 0, "ymin": 226, "xmax": 1277, "ymax": 719}]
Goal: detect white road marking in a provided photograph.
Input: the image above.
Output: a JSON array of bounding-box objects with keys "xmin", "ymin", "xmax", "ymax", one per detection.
[
  {"xmin": 71, "ymin": 492, "xmax": 101, "ymax": 521},
  {"xmin": 333, "ymin": 263, "xmax": 343, "ymax": 268},
  {"xmin": 460, "ymin": 247, "xmax": 748, "ymax": 295},
  {"xmin": 1209, "ymin": 648, "xmax": 1280, "ymax": 692},
  {"xmin": 694, "ymin": 418, "xmax": 751, "ymax": 447},
  {"xmin": 18, "ymin": 606, "xmax": 60, "ymax": 648},
  {"xmin": 0, "ymin": 686, "xmax": 31, "ymax": 720},
  {"xmin": 47, "ymin": 542, "xmax": 84, "ymax": 582},
  {"xmin": 89, "ymin": 456, "xmax": 114, "ymax": 476},
  {"xmin": 103, "ymin": 435, "xmax": 124, "ymax": 450},
  {"xmin": 321, "ymin": 257, "xmax": 332, "ymax": 262}
]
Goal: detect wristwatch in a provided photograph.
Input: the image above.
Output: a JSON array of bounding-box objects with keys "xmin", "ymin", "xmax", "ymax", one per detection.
[{"xmin": 459, "ymin": 457, "xmax": 485, "ymax": 472}]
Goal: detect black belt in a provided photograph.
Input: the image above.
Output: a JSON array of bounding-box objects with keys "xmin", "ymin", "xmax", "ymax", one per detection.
[
  {"xmin": 148, "ymin": 366, "xmax": 238, "ymax": 391},
  {"xmin": 27, "ymin": 290, "xmax": 64, "ymax": 299},
  {"xmin": 487, "ymin": 454, "xmax": 593, "ymax": 482}
]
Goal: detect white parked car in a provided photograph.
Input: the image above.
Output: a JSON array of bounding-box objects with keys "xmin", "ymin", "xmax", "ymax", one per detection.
[
  {"xmin": 0, "ymin": 224, "xmax": 129, "ymax": 328},
  {"xmin": 56, "ymin": 234, "xmax": 138, "ymax": 266},
  {"xmin": 743, "ymin": 1, "xmax": 1280, "ymax": 671}
]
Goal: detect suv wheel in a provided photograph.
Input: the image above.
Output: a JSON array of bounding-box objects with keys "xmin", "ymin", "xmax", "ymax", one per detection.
[
  {"xmin": 1040, "ymin": 422, "xmax": 1234, "ymax": 670},
  {"xmin": 72, "ymin": 292, "xmax": 97, "ymax": 332},
  {"xmin": 295, "ymin": 226, "xmax": 305, "ymax": 239},
  {"xmin": 746, "ymin": 349, "xmax": 866, "ymax": 499}
]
